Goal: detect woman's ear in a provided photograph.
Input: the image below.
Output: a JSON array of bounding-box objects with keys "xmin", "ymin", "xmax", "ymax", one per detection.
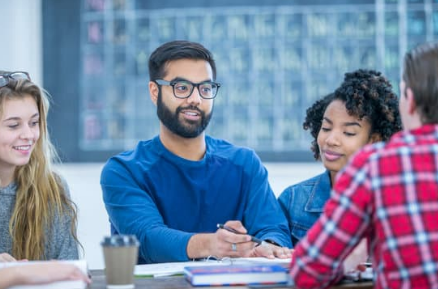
[
  {"xmin": 149, "ymin": 81, "xmax": 159, "ymax": 105},
  {"xmin": 369, "ymin": 133, "xmax": 382, "ymax": 144}
]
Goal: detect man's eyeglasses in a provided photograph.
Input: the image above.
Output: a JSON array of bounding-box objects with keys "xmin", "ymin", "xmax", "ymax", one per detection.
[
  {"xmin": 155, "ymin": 79, "xmax": 221, "ymax": 99},
  {"xmin": 0, "ymin": 71, "xmax": 31, "ymax": 88}
]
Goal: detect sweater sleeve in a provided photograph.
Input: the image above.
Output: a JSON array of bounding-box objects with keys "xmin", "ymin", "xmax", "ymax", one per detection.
[
  {"xmin": 101, "ymin": 159, "xmax": 194, "ymax": 263},
  {"xmin": 242, "ymin": 153, "xmax": 292, "ymax": 248}
]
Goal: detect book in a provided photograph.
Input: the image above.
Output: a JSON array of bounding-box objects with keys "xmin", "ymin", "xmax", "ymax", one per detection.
[
  {"xmin": 0, "ymin": 260, "xmax": 87, "ymax": 289},
  {"xmin": 184, "ymin": 264, "xmax": 289, "ymax": 286},
  {"xmin": 134, "ymin": 257, "xmax": 291, "ymax": 278}
]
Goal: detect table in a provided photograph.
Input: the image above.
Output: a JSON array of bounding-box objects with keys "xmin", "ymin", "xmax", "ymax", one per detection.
[{"xmin": 89, "ymin": 270, "xmax": 373, "ymax": 289}]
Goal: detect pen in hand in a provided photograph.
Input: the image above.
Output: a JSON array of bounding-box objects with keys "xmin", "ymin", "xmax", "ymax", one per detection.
[{"xmin": 217, "ymin": 223, "xmax": 263, "ymax": 245}]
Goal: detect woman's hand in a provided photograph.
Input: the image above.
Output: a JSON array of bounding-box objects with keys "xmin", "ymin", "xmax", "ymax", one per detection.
[
  {"xmin": 251, "ymin": 242, "xmax": 293, "ymax": 259},
  {"xmin": 0, "ymin": 253, "xmax": 16, "ymax": 262},
  {"xmin": 344, "ymin": 238, "xmax": 368, "ymax": 272},
  {"xmin": 13, "ymin": 262, "xmax": 90, "ymax": 285},
  {"xmin": 0, "ymin": 262, "xmax": 91, "ymax": 289}
]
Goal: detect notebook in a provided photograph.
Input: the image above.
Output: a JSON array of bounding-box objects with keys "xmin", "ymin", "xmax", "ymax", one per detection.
[
  {"xmin": 134, "ymin": 257, "xmax": 291, "ymax": 278},
  {"xmin": 184, "ymin": 264, "xmax": 289, "ymax": 286},
  {"xmin": 0, "ymin": 260, "xmax": 87, "ymax": 289}
]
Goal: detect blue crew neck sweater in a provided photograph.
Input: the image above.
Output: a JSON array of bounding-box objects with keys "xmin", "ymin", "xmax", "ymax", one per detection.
[{"xmin": 101, "ymin": 135, "xmax": 291, "ymax": 263}]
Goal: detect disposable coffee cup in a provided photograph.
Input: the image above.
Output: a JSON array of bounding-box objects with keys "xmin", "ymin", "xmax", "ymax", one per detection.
[{"xmin": 101, "ymin": 235, "xmax": 139, "ymax": 289}]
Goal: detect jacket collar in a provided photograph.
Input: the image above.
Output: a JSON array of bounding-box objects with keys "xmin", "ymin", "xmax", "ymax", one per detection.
[{"xmin": 304, "ymin": 170, "xmax": 332, "ymax": 212}]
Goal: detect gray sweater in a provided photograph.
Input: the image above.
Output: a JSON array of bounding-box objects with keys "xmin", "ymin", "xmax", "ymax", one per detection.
[{"xmin": 0, "ymin": 182, "xmax": 79, "ymax": 260}]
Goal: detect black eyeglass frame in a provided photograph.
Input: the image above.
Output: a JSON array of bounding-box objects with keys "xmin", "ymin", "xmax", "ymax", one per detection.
[
  {"xmin": 154, "ymin": 79, "xmax": 221, "ymax": 99},
  {"xmin": 0, "ymin": 71, "xmax": 31, "ymax": 88}
]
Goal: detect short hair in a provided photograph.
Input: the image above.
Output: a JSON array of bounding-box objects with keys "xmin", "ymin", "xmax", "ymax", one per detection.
[
  {"xmin": 304, "ymin": 69, "xmax": 402, "ymax": 160},
  {"xmin": 148, "ymin": 40, "xmax": 217, "ymax": 81},
  {"xmin": 402, "ymin": 42, "xmax": 438, "ymax": 124}
]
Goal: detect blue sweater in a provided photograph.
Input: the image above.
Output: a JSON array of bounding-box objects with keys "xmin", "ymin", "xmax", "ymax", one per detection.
[{"xmin": 101, "ymin": 136, "xmax": 291, "ymax": 263}]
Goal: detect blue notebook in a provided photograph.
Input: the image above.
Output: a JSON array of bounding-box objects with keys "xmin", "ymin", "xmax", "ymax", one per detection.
[{"xmin": 184, "ymin": 264, "xmax": 289, "ymax": 286}]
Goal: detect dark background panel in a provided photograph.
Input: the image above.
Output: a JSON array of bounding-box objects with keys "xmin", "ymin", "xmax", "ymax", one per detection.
[
  {"xmin": 42, "ymin": 0, "xmax": 321, "ymax": 162},
  {"xmin": 43, "ymin": 0, "xmax": 81, "ymax": 161},
  {"xmin": 43, "ymin": 0, "xmax": 426, "ymax": 163}
]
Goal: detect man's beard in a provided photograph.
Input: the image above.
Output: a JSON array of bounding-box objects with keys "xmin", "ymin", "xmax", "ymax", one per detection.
[{"xmin": 156, "ymin": 91, "xmax": 213, "ymax": 138}]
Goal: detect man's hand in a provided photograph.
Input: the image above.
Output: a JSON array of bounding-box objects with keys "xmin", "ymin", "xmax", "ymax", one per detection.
[
  {"xmin": 187, "ymin": 220, "xmax": 293, "ymax": 260},
  {"xmin": 188, "ymin": 220, "xmax": 272, "ymax": 259},
  {"xmin": 250, "ymin": 242, "xmax": 293, "ymax": 259},
  {"xmin": 212, "ymin": 221, "xmax": 257, "ymax": 258}
]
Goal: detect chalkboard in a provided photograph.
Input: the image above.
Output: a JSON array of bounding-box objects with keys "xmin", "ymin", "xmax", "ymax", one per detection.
[{"xmin": 44, "ymin": 0, "xmax": 438, "ymax": 162}]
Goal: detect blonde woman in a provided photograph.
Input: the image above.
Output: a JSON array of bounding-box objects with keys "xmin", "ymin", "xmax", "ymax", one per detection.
[{"xmin": 0, "ymin": 71, "xmax": 79, "ymax": 261}]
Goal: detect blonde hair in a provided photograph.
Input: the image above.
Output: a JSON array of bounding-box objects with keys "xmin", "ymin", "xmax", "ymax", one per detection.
[{"xmin": 0, "ymin": 73, "xmax": 79, "ymax": 260}]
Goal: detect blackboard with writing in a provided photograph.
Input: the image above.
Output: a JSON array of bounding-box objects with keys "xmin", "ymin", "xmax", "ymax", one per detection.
[{"xmin": 74, "ymin": 0, "xmax": 438, "ymax": 161}]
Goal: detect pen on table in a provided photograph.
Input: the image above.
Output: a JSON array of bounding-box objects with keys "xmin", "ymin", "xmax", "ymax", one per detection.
[{"xmin": 217, "ymin": 223, "xmax": 263, "ymax": 245}]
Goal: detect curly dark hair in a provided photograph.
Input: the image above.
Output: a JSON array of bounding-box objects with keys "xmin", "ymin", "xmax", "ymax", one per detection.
[{"xmin": 304, "ymin": 69, "xmax": 402, "ymax": 160}]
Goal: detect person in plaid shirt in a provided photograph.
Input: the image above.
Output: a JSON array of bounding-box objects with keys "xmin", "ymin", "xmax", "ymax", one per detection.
[{"xmin": 290, "ymin": 42, "xmax": 438, "ymax": 289}]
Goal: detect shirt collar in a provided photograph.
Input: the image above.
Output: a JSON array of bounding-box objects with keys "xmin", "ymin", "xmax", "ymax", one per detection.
[{"xmin": 305, "ymin": 170, "xmax": 332, "ymax": 212}]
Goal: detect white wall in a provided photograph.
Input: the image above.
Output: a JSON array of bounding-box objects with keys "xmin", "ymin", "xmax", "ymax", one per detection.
[
  {"xmin": 56, "ymin": 163, "xmax": 108, "ymax": 269},
  {"xmin": 0, "ymin": 0, "xmax": 42, "ymax": 85}
]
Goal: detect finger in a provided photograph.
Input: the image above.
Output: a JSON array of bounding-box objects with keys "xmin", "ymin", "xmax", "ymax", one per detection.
[
  {"xmin": 272, "ymin": 247, "xmax": 292, "ymax": 258},
  {"xmin": 217, "ymin": 228, "xmax": 251, "ymax": 244},
  {"xmin": 357, "ymin": 264, "xmax": 367, "ymax": 272},
  {"xmin": 228, "ymin": 241, "xmax": 256, "ymax": 257},
  {"xmin": 51, "ymin": 264, "xmax": 91, "ymax": 284},
  {"xmin": 224, "ymin": 220, "xmax": 247, "ymax": 234},
  {"xmin": 253, "ymin": 244, "xmax": 275, "ymax": 259},
  {"xmin": 0, "ymin": 253, "xmax": 16, "ymax": 262},
  {"xmin": 72, "ymin": 268, "xmax": 91, "ymax": 283}
]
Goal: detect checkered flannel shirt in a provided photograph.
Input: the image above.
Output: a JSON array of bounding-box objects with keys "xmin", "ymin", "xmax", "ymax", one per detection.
[{"xmin": 290, "ymin": 124, "xmax": 438, "ymax": 289}]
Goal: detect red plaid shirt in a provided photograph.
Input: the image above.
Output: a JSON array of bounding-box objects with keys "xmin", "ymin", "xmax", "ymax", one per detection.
[{"xmin": 290, "ymin": 124, "xmax": 438, "ymax": 289}]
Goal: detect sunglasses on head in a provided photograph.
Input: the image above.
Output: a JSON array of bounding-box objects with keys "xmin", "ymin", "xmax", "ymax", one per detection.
[{"xmin": 0, "ymin": 71, "xmax": 31, "ymax": 88}]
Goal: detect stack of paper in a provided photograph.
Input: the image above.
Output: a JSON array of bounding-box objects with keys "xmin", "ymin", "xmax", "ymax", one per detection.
[{"xmin": 134, "ymin": 257, "xmax": 291, "ymax": 278}]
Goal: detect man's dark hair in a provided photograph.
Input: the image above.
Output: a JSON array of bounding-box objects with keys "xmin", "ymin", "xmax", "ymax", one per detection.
[
  {"xmin": 402, "ymin": 42, "xmax": 438, "ymax": 124},
  {"xmin": 304, "ymin": 69, "xmax": 402, "ymax": 160},
  {"xmin": 148, "ymin": 40, "xmax": 217, "ymax": 81}
]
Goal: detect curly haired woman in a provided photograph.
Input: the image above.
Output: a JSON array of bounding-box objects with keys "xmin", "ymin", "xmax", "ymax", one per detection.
[
  {"xmin": 278, "ymin": 69, "xmax": 402, "ymax": 246},
  {"xmin": 0, "ymin": 71, "xmax": 80, "ymax": 261}
]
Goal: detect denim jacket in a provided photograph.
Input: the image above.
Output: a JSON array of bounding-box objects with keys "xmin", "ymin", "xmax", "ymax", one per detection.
[{"xmin": 278, "ymin": 170, "xmax": 331, "ymax": 247}]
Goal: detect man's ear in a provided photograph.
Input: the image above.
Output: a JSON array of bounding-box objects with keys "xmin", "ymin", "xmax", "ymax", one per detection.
[
  {"xmin": 406, "ymin": 87, "xmax": 417, "ymax": 114},
  {"xmin": 149, "ymin": 81, "xmax": 159, "ymax": 105}
]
